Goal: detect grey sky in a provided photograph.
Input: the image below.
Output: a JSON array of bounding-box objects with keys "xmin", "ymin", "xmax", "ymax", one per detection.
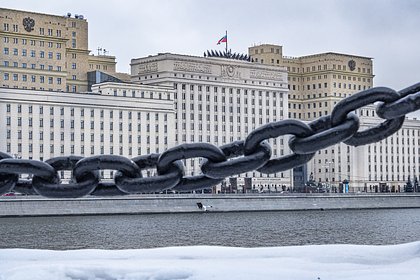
[{"xmin": 2, "ymin": 0, "xmax": 420, "ymax": 91}]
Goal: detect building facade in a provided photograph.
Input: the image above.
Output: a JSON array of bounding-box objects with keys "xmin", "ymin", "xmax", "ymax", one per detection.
[
  {"xmin": 0, "ymin": 8, "xmax": 124, "ymax": 93},
  {"xmin": 131, "ymin": 53, "xmax": 291, "ymax": 191},
  {"xmin": 0, "ymin": 84, "xmax": 175, "ymax": 179},
  {"xmin": 249, "ymin": 44, "xmax": 419, "ymax": 192},
  {"xmin": 249, "ymin": 44, "xmax": 374, "ymax": 121}
]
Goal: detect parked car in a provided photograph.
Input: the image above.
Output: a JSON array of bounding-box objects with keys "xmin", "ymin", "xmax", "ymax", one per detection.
[{"xmin": 2, "ymin": 192, "xmax": 15, "ymax": 196}]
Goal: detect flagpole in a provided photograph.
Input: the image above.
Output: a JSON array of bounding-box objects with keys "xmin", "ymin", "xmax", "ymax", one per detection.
[{"xmin": 225, "ymin": 30, "xmax": 228, "ymax": 54}]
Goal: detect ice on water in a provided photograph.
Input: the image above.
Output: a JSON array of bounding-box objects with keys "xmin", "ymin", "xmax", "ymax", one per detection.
[{"xmin": 1, "ymin": 242, "xmax": 419, "ymax": 280}]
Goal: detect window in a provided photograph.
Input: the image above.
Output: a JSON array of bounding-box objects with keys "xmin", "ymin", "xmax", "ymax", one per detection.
[
  {"xmin": 72, "ymin": 63, "xmax": 76, "ymax": 69},
  {"xmin": 56, "ymin": 53, "xmax": 61, "ymax": 60}
]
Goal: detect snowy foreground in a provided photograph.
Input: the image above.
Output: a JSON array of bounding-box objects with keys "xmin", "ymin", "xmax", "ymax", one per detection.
[{"xmin": 1, "ymin": 242, "xmax": 419, "ymax": 280}]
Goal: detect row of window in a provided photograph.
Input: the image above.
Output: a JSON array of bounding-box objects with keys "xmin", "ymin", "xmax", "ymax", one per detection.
[
  {"xmin": 109, "ymin": 89, "xmax": 170, "ymax": 100},
  {"xmin": 6, "ymin": 117, "xmax": 168, "ymax": 133},
  {"xmin": 175, "ymin": 103, "xmax": 282, "ymax": 117},
  {"xmin": 176, "ymin": 85, "xmax": 283, "ymax": 98},
  {"xmin": 6, "ymin": 129, "xmax": 168, "ymax": 145},
  {"xmin": 3, "ymin": 47, "xmax": 62, "ymax": 60},
  {"xmin": 3, "ymin": 22, "xmax": 77, "ymax": 36},
  {"xmin": 178, "ymin": 103, "xmax": 282, "ymax": 116},
  {"xmin": 289, "ymin": 74, "xmax": 371, "ymax": 83},
  {"xmin": 315, "ymin": 165, "xmax": 351, "ymax": 175},
  {"xmin": 3, "ymin": 36, "xmax": 63, "ymax": 48},
  {"xmin": 368, "ymin": 162, "xmax": 420, "ymax": 172},
  {"xmin": 289, "ymin": 92, "xmax": 357, "ymax": 101},
  {"xmin": 2, "ymin": 85, "xmax": 63, "ymax": 92},
  {"xmin": 3, "ymin": 61, "xmax": 63, "ymax": 72},
  {"xmin": 89, "ymin": 64, "xmax": 108, "ymax": 71},
  {"xmin": 175, "ymin": 134, "xmax": 239, "ymax": 145},
  {"xmin": 285, "ymin": 63, "xmax": 371, "ymax": 74},
  {"xmin": 3, "ymin": 73, "xmax": 62, "ymax": 84},
  {"xmin": 290, "ymin": 101, "xmax": 330, "ymax": 109},
  {"xmin": 368, "ymin": 155, "xmax": 418, "ymax": 164},
  {"xmin": 6, "ymin": 104, "xmax": 167, "ymax": 121},
  {"xmin": 176, "ymin": 93, "xmax": 281, "ymax": 105},
  {"xmin": 6, "ymin": 142, "xmax": 165, "ymax": 157},
  {"xmin": 289, "ymin": 111, "xmax": 329, "ymax": 119},
  {"xmin": 368, "ymin": 174, "xmax": 415, "ymax": 182},
  {"xmin": 176, "ymin": 113, "xmax": 280, "ymax": 126},
  {"xmin": 177, "ymin": 120, "xmax": 279, "ymax": 132},
  {"xmin": 288, "ymin": 83, "xmax": 369, "ymax": 93},
  {"xmin": 253, "ymin": 47, "xmax": 281, "ymax": 55},
  {"xmin": 369, "ymin": 143, "xmax": 420, "ymax": 153}
]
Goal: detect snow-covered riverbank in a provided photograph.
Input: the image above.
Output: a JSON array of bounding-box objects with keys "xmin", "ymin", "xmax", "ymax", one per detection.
[{"xmin": 1, "ymin": 242, "xmax": 419, "ymax": 280}]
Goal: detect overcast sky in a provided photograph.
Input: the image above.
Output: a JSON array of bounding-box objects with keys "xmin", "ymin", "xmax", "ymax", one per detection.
[{"xmin": 2, "ymin": 0, "xmax": 420, "ymax": 91}]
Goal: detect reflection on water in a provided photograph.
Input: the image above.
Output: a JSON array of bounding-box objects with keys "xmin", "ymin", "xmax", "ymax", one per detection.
[{"xmin": 1, "ymin": 209, "xmax": 419, "ymax": 249}]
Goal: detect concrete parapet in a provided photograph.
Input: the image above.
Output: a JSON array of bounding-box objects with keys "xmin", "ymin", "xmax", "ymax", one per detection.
[{"xmin": 1, "ymin": 193, "xmax": 419, "ymax": 217}]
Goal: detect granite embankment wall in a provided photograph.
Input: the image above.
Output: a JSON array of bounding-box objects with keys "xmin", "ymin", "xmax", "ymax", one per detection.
[{"xmin": 1, "ymin": 194, "xmax": 420, "ymax": 217}]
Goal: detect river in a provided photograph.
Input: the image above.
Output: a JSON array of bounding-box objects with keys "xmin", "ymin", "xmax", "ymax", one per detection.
[{"xmin": 1, "ymin": 208, "xmax": 419, "ymax": 249}]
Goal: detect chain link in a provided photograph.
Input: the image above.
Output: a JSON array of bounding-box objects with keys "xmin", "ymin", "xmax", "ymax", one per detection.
[{"xmin": 1, "ymin": 82, "xmax": 420, "ymax": 197}]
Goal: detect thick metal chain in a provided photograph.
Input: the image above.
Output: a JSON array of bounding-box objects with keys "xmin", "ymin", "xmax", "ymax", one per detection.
[{"xmin": 1, "ymin": 83, "xmax": 420, "ymax": 198}]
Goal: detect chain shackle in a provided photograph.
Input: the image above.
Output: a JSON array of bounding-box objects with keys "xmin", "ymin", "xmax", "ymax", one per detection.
[
  {"xmin": 289, "ymin": 113, "xmax": 360, "ymax": 154},
  {"xmin": 220, "ymin": 140, "xmax": 247, "ymax": 157},
  {"xmin": 115, "ymin": 154, "xmax": 184, "ymax": 193},
  {"xmin": 73, "ymin": 155, "xmax": 142, "ymax": 194},
  {"xmin": 157, "ymin": 143, "xmax": 226, "ymax": 191},
  {"xmin": 32, "ymin": 156, "xmax": 99, "ymax": 198},
  {"xmin": 244, "ymin": 119, "xmax": 315, "ymax": 173},
  {"xmin": 376, "ymin": 82, "xmax": 420, "ymax": 120},
  {"xmin": 331, "ymin": 87, "xmax": 405, "ymax": 146},
  {"xmin": 201, "ymin": 140, "xmax": 272, "ymax": 178},
  {"xmin": 0, "ymin": 158, "xmax": 60, "ymax": 197},
  {"xmin": 0, "ymin": 152, "xmax": 19, "ymax": 195}
]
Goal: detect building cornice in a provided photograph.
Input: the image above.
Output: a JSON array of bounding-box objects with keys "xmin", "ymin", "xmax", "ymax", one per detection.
[{"xmin": 131, "ymin": 53, "xmax": 288, "ymax": 73}]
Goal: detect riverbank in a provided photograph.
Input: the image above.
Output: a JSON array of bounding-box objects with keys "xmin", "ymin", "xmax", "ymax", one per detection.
[
  {"xmin": 2, "ymin": 242, "xmax": 420, "ymax": 280},
  {"xmin": 1, "ymin": 193, "xmax": 419, "ymax": 217}
]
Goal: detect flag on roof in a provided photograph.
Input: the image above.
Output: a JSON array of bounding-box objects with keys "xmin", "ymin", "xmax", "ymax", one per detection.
[{"xmin": 217, "ymin": 35, "xmax": 227, "ymax": 45}]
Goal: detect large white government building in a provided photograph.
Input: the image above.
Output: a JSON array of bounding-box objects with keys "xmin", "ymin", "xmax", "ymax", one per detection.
[
  {"xmin": 353, "ymin": 109, "xmax": 420, "ymax": 192},
  {"xmin": 131, "ymin": 53, "xmax": 291, "ymax": 191},
  {"xmin": 0, "ymin": 84, "xmax": 175, "ymax": 179}
]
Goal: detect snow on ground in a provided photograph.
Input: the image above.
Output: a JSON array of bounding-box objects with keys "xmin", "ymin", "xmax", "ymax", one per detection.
[{"xmin": 0, "ymin": 242, "xmax": 419, "ymax": 280}]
